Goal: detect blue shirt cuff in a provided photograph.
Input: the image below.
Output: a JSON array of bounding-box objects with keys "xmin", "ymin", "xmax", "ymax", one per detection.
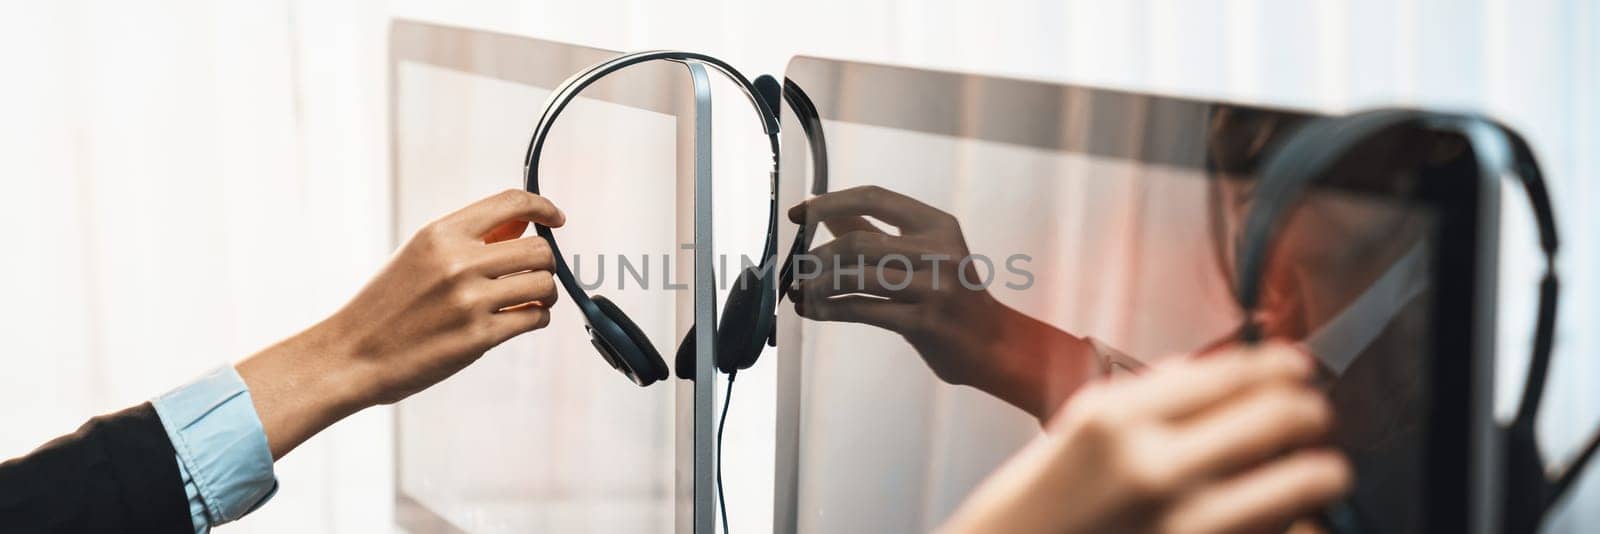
[{"xmin": 152, "ymin": 365, "xmax": 278, "ymax": 529}]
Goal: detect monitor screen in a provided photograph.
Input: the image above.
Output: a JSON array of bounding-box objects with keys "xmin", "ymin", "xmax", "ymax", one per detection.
[
  {"xmin": 775, "ymin": 57, "xmax": 1453, "ymax": 533},
  {"xmin": 390, "ymin": 21, "xmax": 702, "ymax": 532}
]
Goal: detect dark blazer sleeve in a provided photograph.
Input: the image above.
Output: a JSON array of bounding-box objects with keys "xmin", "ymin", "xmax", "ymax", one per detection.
[{"xmin": 0, "ymin": 402, "xmax": 192, "ymax": 533}]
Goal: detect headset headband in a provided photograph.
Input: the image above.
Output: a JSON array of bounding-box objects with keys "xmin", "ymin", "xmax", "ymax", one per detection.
[
  {"xmin": 1235, "ymin": 110, "xmax": 1559, "ymax": 326},
  {"xmin": 776, "ymin": 79, "xmax": 830, "ymax": 298},
  {"xmin": 1234, "ymin": 108, "xmax": 1593, "ymax": 533},
  {"xmin": 522, "ymin": 51, "xmax": 782, "ymax": 316}
]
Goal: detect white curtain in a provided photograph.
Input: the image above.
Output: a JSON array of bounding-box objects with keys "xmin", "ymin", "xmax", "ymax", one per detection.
[
  {"xmin": 0, "ymin": 1, "xmax": 393, "ymax": 532},
  {"xmin": 1, "ymin": 0, "xmax": 1594, "ymax": 532}
]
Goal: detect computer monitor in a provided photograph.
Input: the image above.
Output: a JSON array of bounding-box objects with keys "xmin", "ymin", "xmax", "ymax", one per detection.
[
  {"xmin": 389, "ymin": 21, "xmax": 706, "ymax": 532},
  {"xmin": 774, "ymin": 57, "xmax": 1497, "ymax": 533}
]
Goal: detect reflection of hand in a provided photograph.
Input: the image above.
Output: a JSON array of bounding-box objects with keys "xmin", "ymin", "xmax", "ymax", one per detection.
[
  {"xmin": 788, "ymin": 185, "xmax": 1007, "ymax": 384},
  {"xmin": 237, "ymin": 189, "xmax": 564, "ymax": 458},
  {"xmin": 788, "ymin": 186, "xmax": 1099, "ymax": 420},
  {"xmin": 941, "ymin": 344, "xmax": 1349, "ymax": 534}
]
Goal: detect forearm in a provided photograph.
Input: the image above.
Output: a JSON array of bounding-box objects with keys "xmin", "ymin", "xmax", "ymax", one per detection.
[
  {"xmin": 964, "ymin": 304, "xmax": 1101, "ymax": 422},
  {"xmin": 234, "ymin": 316, "xmax": 372, "ymax": 460}
]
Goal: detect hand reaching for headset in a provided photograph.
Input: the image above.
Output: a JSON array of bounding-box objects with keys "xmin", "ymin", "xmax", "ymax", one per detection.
[
  {"xmin": 940, "ymin": 343, "xmax": 1350, "ymax": 534},
  {"xmin": 236, "ymin": 189, "xmax": 564, "ymax": 459},
  {"xmin": 788, "ymin": 185, "xmax": 1100, "ymax": 420},
  {"xmin": 787, "ymin": 186, "xmax": 997, "ymax": 382}
]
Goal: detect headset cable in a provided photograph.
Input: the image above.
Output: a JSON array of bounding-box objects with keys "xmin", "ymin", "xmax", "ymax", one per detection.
[{"xmin": 717, "ymin": 370, "xmax": 736, "ymax": 534}]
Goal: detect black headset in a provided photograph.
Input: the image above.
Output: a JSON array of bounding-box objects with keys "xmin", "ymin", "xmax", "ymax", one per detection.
[
  {"xmin": 522, "ymin": 59, "xmax": 828, "ymax": 533},
  {"xmin": 1235, "ymin": 108, "xmax": 1595, "ymax": 533},
  {"xmin": 776, "ymin": 78, "xmax": 830, "ymax": 301},
  {"xmin": 522, "ymin": 51, "xmax": 780, "ymax": 387}
]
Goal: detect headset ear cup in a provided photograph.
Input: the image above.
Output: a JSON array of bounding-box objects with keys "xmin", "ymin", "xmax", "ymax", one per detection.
[
  {"xmin": 673, "ymin": 266, "xmax": 776, "ymax": 380},
  {"xmin": 715, "ymin": 266, "xmax": 776, "ymax": 373},
  {"xmin": 591, "ymin": 295, "xmax": 669, "ymax": 385},
  {"xmin": 673, "ymin": 325, "xmax": 698, "ymax": 380}
]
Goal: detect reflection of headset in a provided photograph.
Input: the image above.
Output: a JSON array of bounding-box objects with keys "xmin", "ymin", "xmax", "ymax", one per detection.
[
  {"xmin": 523, "ymin": 51, "xmax": 779, "ymax": 387},
  {"xmin": 1235, "ymin": 109, "xmax": 1596, "ymax": 533},
  {"xmin": 777, "ymin": 78, "xmax": 830, "ymax": 297}
]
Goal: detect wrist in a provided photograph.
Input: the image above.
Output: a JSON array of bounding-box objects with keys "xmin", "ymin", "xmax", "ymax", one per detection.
[
  {"xmin": 235, "ymin": 319, "xmax": 372, "ymax": 459},
  {"xmin": 977, "ymin": 305, "xmax": 1100, "ymax": 420},
  {"xmin": 298, "ymin": 312, "xmax": 389, "ymax": 411}
]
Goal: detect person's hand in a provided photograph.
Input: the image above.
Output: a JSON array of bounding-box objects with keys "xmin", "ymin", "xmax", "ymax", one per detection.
[
  {"xmin": 940, "ymin": 343, "xmax": 1350, "ymax": 534},
  {"xmin": 788, "ymin": 185, "xmax": 1099, "ymax": 418},
  {"xmin": 237, "ymin": 189, "xmax": 565, "ymax": 458},
  {"xmin": 788, "ymin": 185, "xmax": 1020, "ymax": 382}
]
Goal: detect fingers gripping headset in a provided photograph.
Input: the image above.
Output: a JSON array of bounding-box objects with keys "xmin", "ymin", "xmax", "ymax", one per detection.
[
  {"xmin": 1235, "ymin": 109, "xmax": 1598, "ymax": 533},
  {"xmin": 521, "ymin": 51, "xmax": 783, "ymax": 387}
]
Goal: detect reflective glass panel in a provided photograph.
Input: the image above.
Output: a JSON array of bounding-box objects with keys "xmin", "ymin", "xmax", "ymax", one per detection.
[
  {"xmin": 775, "ymin": 57, "xmax": 1450, "ymax": 534},
  {"xmin": 391, "ymin": 22, "xmax": 698, "ymax": 533}
]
